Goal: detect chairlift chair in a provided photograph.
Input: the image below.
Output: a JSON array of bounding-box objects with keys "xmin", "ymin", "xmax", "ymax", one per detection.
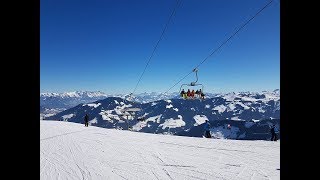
[{"xmin": 179, "ymin": 68, "xmax": 205, "ymax": 97}]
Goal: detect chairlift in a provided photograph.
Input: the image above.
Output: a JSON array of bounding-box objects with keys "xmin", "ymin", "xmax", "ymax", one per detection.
[{"xmin": 179, "ymin": 68, "xmax": 205, "ymax": 98}]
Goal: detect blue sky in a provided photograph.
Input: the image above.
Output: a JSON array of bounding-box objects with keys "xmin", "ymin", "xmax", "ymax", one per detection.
[{"xmin": 40, "ymin": 0, "xmax": 279, "ymax": 94}]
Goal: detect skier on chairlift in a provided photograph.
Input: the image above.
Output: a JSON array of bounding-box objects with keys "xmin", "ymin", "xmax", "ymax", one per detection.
[
  {"xmin": 180, "ymin": 89, "xmax": 187, "ymax": 99},
  {"xmin": 199, "ymin": 89, "xmax": 205, "ymax": 100},
  {"xmin": 187, "ymin": 89, "xmax": 191, "ymax": 99},
  {"xmin": 195, "ymin": 89, "xmax": 198, "ymax": 98}
]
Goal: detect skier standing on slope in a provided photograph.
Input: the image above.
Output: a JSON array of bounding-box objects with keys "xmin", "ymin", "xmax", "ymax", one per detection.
[
  {"xmin": 270, "ymin": 124, "xmax": 277, "ymax": 141},
  {"xmin": 84, "ymin": 114, "xmax": 89, "ymax": 127},
  {"xmin": 203, "ymin": 120, "xmax": 211, "ymax": 138}
]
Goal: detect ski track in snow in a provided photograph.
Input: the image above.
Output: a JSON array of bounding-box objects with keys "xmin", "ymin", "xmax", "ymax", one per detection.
[{"xmin": 41, "ymin": 121, "xmax": 280, "ymax": 180}]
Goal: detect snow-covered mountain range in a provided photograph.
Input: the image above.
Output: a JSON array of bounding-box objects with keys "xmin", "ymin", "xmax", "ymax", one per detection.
[
  {"xmin": 40, "ymin": 91, "xmax": 184, "ymax": 110},
  {"xmin": 40, "ymin": 91, "xmax": 201, "ymax": 115},
  {"xmin": 40, "ymin": 90, "xmax": 279, "ymax": 110},
  {"xmin": 40, "ymin": 91, "xmax": 109, "ymax": 109},
  {"xmin": 46, "ymin": 90, "xmax": 280, "ymax": 140}
]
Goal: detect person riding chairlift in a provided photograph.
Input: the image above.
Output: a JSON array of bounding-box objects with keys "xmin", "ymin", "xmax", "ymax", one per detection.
[
  {"xmin": 180, "ymin": 89, "xmax": 185, "ymax": 97},
  {"xmin": 199, "ymin": 89, "xmax": 205, "ymax": 100},
  {"xmin": 187, "ymin": 89, "xmax": 191, "ymax": 99},
  {"xmin": 191, "ymin": 90, "xmax": 195, "ymax": 99},
  {"xmin": 195, "ymin": 89, "xmax": 199, "ymax": 98},
  {"xmin": 180, "ymin": 89, "xmax": 187, "ymax": 99}
]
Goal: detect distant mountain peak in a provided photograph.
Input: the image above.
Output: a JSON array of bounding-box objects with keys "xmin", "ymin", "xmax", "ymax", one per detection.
[{"xmin": 40, "ymin": 91, "xmax": 108, "ymax": 98}]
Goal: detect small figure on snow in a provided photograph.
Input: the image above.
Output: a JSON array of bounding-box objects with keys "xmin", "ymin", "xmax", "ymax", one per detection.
[
  {"xmin": 84, "ymin": 114, "xmax": 89, "ymax": 127},
  {"xmin": 203, "ymin": 120, "xmax": 211, "ymax": 138},
  {"xmin": 270, "ymin": 124, "xmax": 277, "ymax": 141}
]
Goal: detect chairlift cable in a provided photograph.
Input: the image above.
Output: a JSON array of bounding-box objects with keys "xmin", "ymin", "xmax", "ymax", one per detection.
[
  {"xmin": 162, "ymin": 0, "xmax": 274, "ymax": 95},
  {"xmin": 131, "ymin": 0, "xmax": 182, "ymax": 95}
]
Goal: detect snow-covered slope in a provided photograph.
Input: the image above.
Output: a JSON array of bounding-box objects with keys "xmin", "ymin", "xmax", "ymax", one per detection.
[{"xmin": 41, "ymin": 121, "xmax": 280, "ymax": 180}]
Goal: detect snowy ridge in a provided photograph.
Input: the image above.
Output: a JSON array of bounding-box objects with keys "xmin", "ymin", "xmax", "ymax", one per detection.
[{"xmin": 47, "ymin": 90, "xmax": 280, "ymax": 140}]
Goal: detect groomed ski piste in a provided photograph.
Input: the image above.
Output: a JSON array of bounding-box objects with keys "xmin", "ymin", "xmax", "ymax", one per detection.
[{"xmin": 41, "ymin": 120, "xmax": 280, "ymax": 180}]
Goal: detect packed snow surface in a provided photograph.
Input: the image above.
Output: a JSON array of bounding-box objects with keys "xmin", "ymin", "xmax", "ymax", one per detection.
[{"xmin": 41, "ymin": 121, "xmax": 280, "ymax": 180}]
